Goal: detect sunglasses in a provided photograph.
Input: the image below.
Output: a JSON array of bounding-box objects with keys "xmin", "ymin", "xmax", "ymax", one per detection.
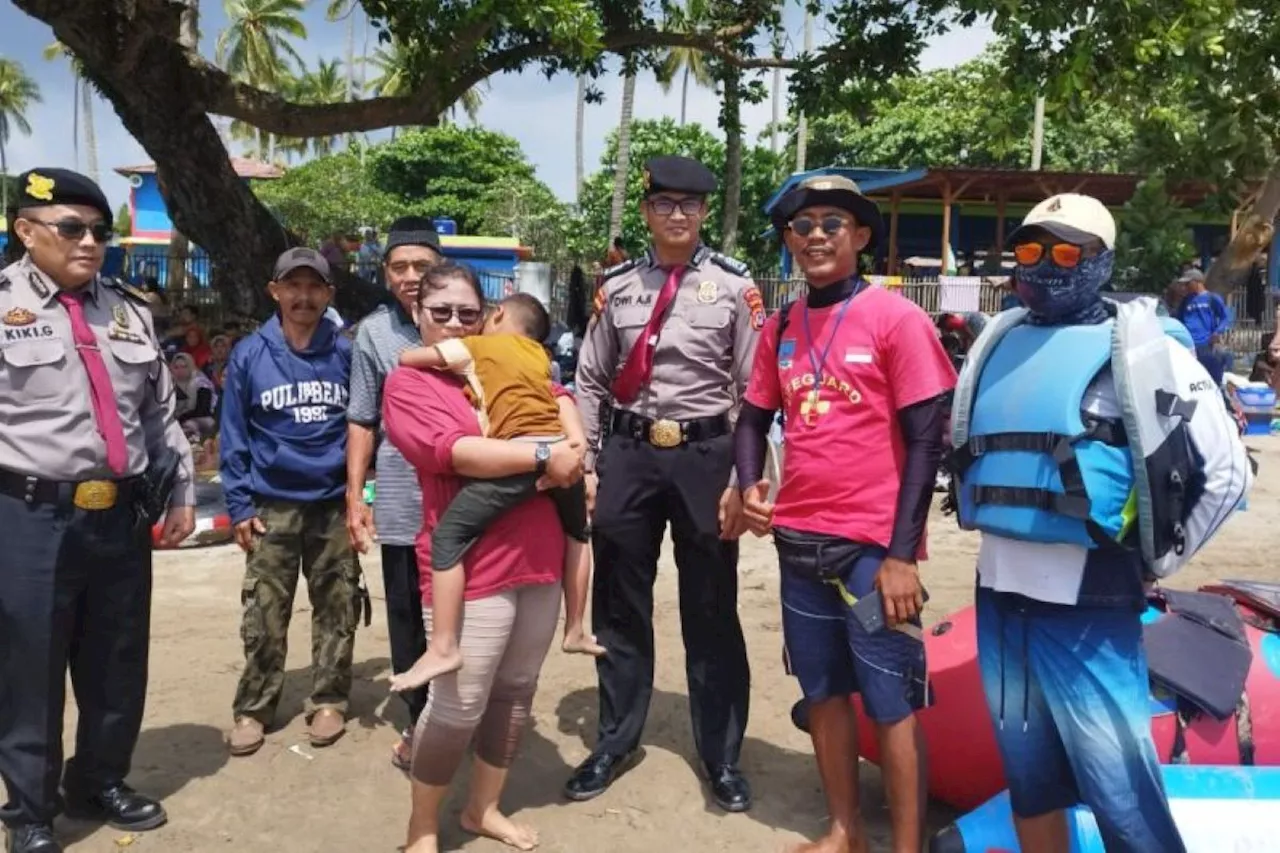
[
  {"xmin": 1013, "ymin": 241, "xmax": 1085, "ymax": 269},
  {"xmin": 31, "ymin": 218, "xmax": 114, "ymax": 244},
  {"xmin": 789, "ymin": 215, "xmax": 849, "ymax": 238},
  {"xmin": 647, "ymin": 197, "xmax": 704, "ymax": 217},
  {"xmin": 422, "ymin": 303, "xmax": 483, "ymax": 326}
]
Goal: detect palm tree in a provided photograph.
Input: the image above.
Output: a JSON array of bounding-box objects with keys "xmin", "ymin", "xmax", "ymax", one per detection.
[
  {"xmin": 574, "ymin": 74, "xmax": 587, "ymax": 205},
  {"xmin": 656, "ymin": 0, "xmax": 713, "ymax": 126},
  {"xmin": 607, "ymin": 70, "xmax": 637, "ymax": 243},
  {"xmin": 0, "ymin": 59, "xmax": 42, "ymax": 213},
  {"xmin": 365, "ymin": 40, "xmax": 486, "ymax": 130},
  {"xmin": 295, "ymin": 59, "xmax": 348, "ymax": 155},
  {"xmin": 217, "ymin": 0, "xmax": 307, "ymax": 160},
  {"xmin": 41, "ymin": 42, "xmax": 99, "ymax": 184}
]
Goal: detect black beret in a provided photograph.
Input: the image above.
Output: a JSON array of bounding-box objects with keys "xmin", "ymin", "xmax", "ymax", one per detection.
[
  {"xmin": 14, "ymin": 168, "xmax": 112, "ymax": 224},
  {"xmin": 770, "ymin": 174, "xmax": 885, "ymax": 250},
  {"xmin": 642, "ymin": 155, "xmax": 717, "ymax": 197},
  {"xmin": 385, "ymin": 215, "xmax": 441, "ymax": 253}
]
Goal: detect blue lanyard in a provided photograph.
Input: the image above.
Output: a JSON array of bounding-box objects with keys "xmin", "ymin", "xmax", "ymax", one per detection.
[{"xmin": 802, "ymin": 279, "xmax": 864, "ymax": 393}]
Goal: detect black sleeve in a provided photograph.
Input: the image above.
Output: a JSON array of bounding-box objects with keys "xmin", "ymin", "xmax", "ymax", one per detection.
[
  {"xmin": 733, "ymin": 401, "xmax": 776, "ymax": 488},
  {"xmin": 887, "ymin": 393, "xmax": 949, "ymax": 561},
  {"xmin": 190, "ymin": 387, "xmax": 215, "ymax": 419}
]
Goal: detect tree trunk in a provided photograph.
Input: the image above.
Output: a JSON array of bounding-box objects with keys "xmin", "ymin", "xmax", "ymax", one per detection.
[
  {"xmin": 574, "ymin": 74, "xmax": 586, "ymax": 206},
  {"xmin": 1, "ymin": 137, "xmax": 7, "ymax": 213},
  {"xmin": 82, "ymin": 80, "xmax": 99, "ymax": 185},
  {"xmin": 720, "ymin": 68, "xmax": 743, "ymax": 255},
  {"xmin": 680, "ymin": 65, "xmax": 689, "ymax": 127},
  {"xmin": 72, "ymin": 76, "xmax": 80, "ymax": 172},
  {"xmin": 608, "ymin": 72, "xmax": 637, "ymax": 243},
  {"xmin": 1211, "ymin": 160, "xmax": 1280, "ymax": 296},
  {"xmin": 167, "ymin": 0, "xmax": 198, "ymax": 300}
]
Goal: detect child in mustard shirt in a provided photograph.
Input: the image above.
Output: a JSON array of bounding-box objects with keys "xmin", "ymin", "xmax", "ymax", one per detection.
[{"xmin": 389, "ymin": 293, "xmax": 600, "ymax": 691}]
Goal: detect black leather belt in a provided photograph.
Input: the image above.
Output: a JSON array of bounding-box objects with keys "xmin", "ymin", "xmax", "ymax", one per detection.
[
  {"xmin": 0, "ymin": 468, "xmax": 141, "ymax": 510},
  {"xmin": 611, "ymin": 410, "xmax": 729, "ymax": 448}
]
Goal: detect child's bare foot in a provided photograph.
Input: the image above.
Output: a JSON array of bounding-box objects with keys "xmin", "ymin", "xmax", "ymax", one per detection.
[
  {"xmin": 389, "ymin": 647, "xmax": 462, "ymax": 692},
  {"xmin": 562, "ymin": 627, "xmax": 606, "ymax": 656},
  {"xmin": 460, "ymin": 806, "xmax": 539, "ymax": 850}
]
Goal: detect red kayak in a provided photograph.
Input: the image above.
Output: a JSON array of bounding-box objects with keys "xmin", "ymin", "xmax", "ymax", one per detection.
[{"xmin": 838, "ymin": 581, "xmax": 1280, "ymax": 811}]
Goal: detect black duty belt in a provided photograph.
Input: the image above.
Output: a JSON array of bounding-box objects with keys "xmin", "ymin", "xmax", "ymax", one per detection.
[
  {"xmin": 0, "ymin": 468, "xmax": 142, "ymax": 511},
  {"xmin": 611, "ymin": 410, "xmax": 729, "ymax": 449}
]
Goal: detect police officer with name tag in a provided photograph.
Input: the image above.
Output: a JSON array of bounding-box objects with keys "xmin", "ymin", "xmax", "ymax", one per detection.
[
  {"xmin": 0, "ymin": 169, "xmax": 195, "ymax": 853},
  {"xmin": 566, "ymin": 155, "xmax": 761, "ymax": 811}
]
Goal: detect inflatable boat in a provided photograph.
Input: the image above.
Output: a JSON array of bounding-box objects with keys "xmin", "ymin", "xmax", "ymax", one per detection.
[
  {"xmin": 789, "ymin": 580, "xmax": 1280, "ymax": 811},
  {"xmin": 929, "ymin": 764, "xmax": 1280, "ymax": 853}
]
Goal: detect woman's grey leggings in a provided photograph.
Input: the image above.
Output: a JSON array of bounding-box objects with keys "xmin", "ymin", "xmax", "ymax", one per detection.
[{"xmin": 409, "ymin": 582, "xmax": 560, "ymax": 785}]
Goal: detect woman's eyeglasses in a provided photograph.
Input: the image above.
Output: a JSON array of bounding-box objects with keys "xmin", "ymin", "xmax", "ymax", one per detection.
[
  {"xmin": 789, "ymin": 215, "xmax": 849, "ymax": 238},
  {"xmin": 647, "ymin": 197, "xmax": 704, "ymax": 217},
  {"xmin": 1013, "ymin": 241, "xmax": 1085, "ymax": 269},
  {"xmin": 423, "ymin": 304, "xmax": 483, "ymax": 326},
  {"xmin": 31, "ymin": 218, "xmax": 114, "ymax": 244}
]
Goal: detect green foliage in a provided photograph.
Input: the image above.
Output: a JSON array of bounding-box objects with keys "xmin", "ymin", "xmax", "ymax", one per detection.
[
  {"xmin": 579, "ymin": 118, "xmax": 785, "ymax": 276},
  {"xmin": 253, "ymin": 127, "xmax": 567, "ymax": 259},
  {"xmin": 254, "ymin": 147, "xmax": 402, "ymax": 241},
  {"xmin": 368, "ymin": 125, "xmax": 538, "ymax": 234},
  {"xmin": 802, "ymin": 48, "xmax": 1144, "ymax": 173},
  {"xmin": 114, "ymin": 203, "xmax": 131, "ymax": 238},
  {"xmin": 1113, "ymin": 175, "xmax": 1195, "ymax": 294}
]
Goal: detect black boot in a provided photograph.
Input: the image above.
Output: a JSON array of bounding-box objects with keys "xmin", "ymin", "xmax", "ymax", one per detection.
[
  {"xmin": 704, "ymin": 763, "xmax": 752, "ymax": 813},
  {"xmin": 63, "ymin": 783, "xmax": 167, "ymax": 832},
  {"xmin": 4, "ymin": 824, "xmax": 62, "ymax": 853}
]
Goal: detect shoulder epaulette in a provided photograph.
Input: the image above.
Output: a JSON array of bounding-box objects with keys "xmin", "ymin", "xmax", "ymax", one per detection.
[
  {"xmin": 601, "ymin": 258, "xmax": 641, "ymax": 282},
  {"xmin": 102, "ymin": 277, "xmax": 151, "ymax": 304},
  {"xmin": 709, "ymin": 252, "xmax": 750, "ymax": 278}
]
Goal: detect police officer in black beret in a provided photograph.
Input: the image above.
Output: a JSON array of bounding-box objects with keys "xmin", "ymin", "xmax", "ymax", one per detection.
[
  {"xmin": 0, "ymin": 168, "xmax": 195, "ymax": 853},
  {"xmin": 567, "ymin": 155, "xmax": 761, "ymax": 811}
]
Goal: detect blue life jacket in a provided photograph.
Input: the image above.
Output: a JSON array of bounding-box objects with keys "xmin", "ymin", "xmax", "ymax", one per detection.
[{"xmin": 952, "ymin": 322, "xmax": 1134, "ymax": 548}]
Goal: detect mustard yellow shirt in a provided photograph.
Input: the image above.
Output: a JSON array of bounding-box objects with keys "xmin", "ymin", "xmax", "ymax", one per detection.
[{"xmin": 434, "ymin": 334, "xmax": 561, "ymax": 439}]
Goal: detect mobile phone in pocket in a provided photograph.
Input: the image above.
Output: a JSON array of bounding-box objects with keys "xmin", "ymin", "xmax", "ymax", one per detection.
[{"xmin": 851, "ymin": 588, "xmax": 930, "ymax": 635}]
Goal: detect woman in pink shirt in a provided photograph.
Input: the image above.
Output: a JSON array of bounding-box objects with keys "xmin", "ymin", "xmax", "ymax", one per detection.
[{"xmin": 383, "ymin": 262, "xmax": 584, "ymax": 853}]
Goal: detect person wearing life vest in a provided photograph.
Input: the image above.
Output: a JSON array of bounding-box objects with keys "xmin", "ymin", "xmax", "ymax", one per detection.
[{"xmin": 941, "ymin": 194, "xmax": 1253, "ymax": 853}]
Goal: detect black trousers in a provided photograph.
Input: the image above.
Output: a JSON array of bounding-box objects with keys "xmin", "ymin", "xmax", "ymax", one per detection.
[
  {"xmin": 590, "ymin": 432, "xmax": 750, "ymax": 767},
  {"xmin": 379, "ymin": 545, "xmax": 428, "ymax": 727},
  {"xmin": 0, "ymin": 492, "xmax": 151, "ymax": 828}
]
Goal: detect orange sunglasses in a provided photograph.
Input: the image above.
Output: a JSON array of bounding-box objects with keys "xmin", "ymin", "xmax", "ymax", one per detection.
[{"xmin": 1013, "ymin": 241, "xmax": 1085, "ymax": 268}]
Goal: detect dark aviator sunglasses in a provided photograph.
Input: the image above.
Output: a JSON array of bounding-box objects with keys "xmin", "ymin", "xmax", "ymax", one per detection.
[{"xmin": 30, "ymin": 218, "xmax": 114, "ymax": 244}]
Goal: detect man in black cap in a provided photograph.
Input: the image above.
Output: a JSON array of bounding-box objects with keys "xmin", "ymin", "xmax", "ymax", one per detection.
[
  {"xmin": 737, "ymin": 174, "xmax": 956, "ymax": 853},
  {"xmin": 345, "ymin": 216, "xmax": 443, "ymax": 768},
  {"xmin": 221, "ymin": 247, "xmax": 365, "ymax": 758},
  {"xmin": 0, "ymin": 168, "xmax": 196, "ymax": 853},
  {"xmin": 567, "ymin": 155, "xmax": 760, "ymax": 811}
]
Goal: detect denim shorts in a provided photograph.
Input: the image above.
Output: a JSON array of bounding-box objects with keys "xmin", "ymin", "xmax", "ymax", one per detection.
[
  {"xmin": 976, "ymin": 586, "xmax": 1186, "ymax": 852},
  {"xmin": 778, "ymin": 537, "xmax": 927, "ymax": 724}
]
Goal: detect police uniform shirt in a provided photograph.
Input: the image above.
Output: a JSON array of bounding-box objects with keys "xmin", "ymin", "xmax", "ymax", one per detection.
[
  {"xmin": 575, "ymin": 245, "xmax": 763, "ymax": 467},
  {"xmin": 0, "ymin": 255, "xmax": 195, "ymax": 504}
]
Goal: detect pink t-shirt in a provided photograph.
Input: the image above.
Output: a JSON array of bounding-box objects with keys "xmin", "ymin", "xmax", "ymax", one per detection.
[
  {"xmin": 383, "ymin": 366, "xmax": 567, "ymax": 604},
  {"xmin": 745, "ymin": 286, "xmax": 957, "ymax": 557}
]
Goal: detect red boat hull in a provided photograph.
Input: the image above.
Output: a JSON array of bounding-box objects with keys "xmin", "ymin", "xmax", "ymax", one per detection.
[{"xmin": 852, "ymin": 591, "xmax": 1280, "ymax": 811}]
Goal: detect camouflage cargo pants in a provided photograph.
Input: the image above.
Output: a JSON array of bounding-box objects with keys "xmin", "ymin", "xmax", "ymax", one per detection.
[{"xmin": 232, "ymin": 498, "xmax": 362, "ymax": 725}]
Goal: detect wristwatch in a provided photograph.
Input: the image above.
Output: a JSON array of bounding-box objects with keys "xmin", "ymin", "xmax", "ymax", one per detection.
[{"xmin": 534, "ymin": 442, "xmax": 551, "ymax": 475}]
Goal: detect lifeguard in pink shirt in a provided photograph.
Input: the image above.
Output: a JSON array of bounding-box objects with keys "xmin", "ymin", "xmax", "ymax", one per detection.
[{"xmin": 735, "ymin": 174, "xmax": 956, "ymax": 853}]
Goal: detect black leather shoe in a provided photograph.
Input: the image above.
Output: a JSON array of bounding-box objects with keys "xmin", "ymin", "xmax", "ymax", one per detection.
[
  {"xmin": 4, "ymin": 824, "xmax": 62, "ymax": 853},
  {"xmin": 63, "ymin": 783, "xmax": 167, "ymax": 832},
  {"xmin": 563, "ymin": 750, "xmax": 640, "ymax": 801},
  {"xmin": 705, "ymin": 763, "xmax": 752, "ymax": 813}
]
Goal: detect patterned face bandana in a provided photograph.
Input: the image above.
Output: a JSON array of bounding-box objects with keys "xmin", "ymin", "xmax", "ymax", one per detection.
[{"xmin": 1016, "ymin": 249, "xmax": 1114, "ymax": 325}]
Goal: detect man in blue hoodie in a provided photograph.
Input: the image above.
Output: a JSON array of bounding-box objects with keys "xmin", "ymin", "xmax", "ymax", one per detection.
[{"xmin": 219, "ymin": 247, "xmax": 365, "ymax": 757}]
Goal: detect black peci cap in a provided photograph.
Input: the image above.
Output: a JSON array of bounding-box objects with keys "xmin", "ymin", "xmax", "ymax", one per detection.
[
  {"xmin": 641, "ymin": 155, "xmax": 717, "ymax": 198},
  {"xmin": 385, "ymin": 216, "xmax": 442, "ymax": 254},
  {"xmin": 13, "ymin": 167, "xmax": 113, "ymax": 224}
]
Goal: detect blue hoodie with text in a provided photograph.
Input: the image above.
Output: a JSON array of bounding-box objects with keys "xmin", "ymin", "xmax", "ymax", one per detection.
[{"xmin": 219, "ymin": 314, "xmax": 352, "ymax": 524}]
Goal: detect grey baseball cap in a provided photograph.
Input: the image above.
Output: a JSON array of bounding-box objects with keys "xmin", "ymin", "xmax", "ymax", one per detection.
[{"xmin": 273, "ymin": 247, "xmax": 332, "ymax": 283}]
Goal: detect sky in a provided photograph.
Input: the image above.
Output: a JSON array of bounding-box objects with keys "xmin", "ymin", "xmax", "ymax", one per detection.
[{"xmin": 0, "ymin": 2, "xmax": 993, "ymax": 214}]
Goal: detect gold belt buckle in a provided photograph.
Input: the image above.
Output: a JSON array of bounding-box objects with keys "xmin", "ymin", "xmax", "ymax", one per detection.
[
  {"xmin": 74, "ymin": 480, "xmax": 118, "ymax": 511},
  {"xmin": 648, "ymin": 419, "xmax": 684, "ymax": 449}
]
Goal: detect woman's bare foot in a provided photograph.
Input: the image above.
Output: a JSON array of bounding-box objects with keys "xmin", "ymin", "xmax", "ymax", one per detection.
[
  {"xmin": 562, "ymin": 626, "xmax": 606, "ymax": 656},
  {"xmin": 460, "ymin": 805, "xmax": 540, "ymax": 851},
  {"xmin": 404, "ymin": 832, "xmax": 438, "ymax": 853},
  {"xmin": 389, "ymin": 648, "xmax": 462, "ymax": 693}
]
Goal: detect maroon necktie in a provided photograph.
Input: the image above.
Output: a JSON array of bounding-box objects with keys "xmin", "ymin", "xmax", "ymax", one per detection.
[
  {"xmin": 611, "ymin": 265, "xmax": 684, "ymax": 405},
  {"xmin": 57, "ymin": 290, "xmax": 128, "ymax": 476}
]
